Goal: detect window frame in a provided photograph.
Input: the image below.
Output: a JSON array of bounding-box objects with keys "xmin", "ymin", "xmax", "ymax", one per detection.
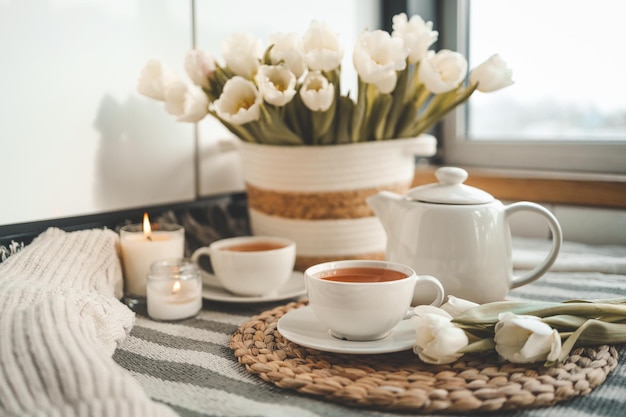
[{"xmin": 438, "ymin": 0, "xmax": 626, "ymax": 174}]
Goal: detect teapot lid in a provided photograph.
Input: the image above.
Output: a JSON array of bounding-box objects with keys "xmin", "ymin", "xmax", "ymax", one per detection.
[{"xmin": 406, "ymin": 167, "xmax": 494, "ymax": 204}]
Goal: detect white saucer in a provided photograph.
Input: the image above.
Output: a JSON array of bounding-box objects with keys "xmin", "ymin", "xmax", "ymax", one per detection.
[
  {"xmin": 200, "ymin": 270, "xmax": 306, "ymax": 303},
  {"xmin": 277, "ymin": 306, "xmax": 415, "ymax": 354}
]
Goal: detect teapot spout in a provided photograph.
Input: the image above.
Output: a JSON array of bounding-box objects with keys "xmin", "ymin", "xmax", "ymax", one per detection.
[{"xmin": 366, "ymin": 191, "xmax": 403, "ymax": 232}]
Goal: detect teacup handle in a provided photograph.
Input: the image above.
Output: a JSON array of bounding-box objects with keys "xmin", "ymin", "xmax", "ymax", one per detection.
[
  {"xmin": 191, "ymin": 247, "xmax": 212, "ymax": 265},
  {"xmin": 505, "ymin": 202, "xmax": 563, "ymax": 289},
  {"xmin": 191, "ymin": 247, "xmax": 224, "ymax": 289},
  {"xmin": 404, "ymin": 275, "xmax": 445, "ymax": 319},
  {"xmin": 416, "ymin": 275, "xmax": 445, "ymax": 307}
]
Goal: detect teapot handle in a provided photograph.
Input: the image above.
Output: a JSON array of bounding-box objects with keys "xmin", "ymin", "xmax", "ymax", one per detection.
[{"xmin": 505, "ymin": 202, "xmax": 563, "ymax": 289}]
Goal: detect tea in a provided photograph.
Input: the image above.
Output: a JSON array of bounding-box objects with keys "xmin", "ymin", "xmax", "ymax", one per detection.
[
  {"xmin": 223, "ymin": 241, "xmax": 286, "ymax": 252},
  {"xmin": 320, "ymin": 267, "xmax": 407, "ymax": 283}
]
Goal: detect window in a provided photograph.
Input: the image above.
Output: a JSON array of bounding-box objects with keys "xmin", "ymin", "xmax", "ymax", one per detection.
[{"xmin": 438, "ymin": 0, "xmax": 626, "ymax": 174}]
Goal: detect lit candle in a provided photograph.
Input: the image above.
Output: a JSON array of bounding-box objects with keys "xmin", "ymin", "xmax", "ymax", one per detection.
[
  {"xmin": 146, "ymin": 258, "xmax": 202, "ymax": 321},
  {"xmin": 120, "ymin": 213, "xmax": 184, "ymax": 302}
]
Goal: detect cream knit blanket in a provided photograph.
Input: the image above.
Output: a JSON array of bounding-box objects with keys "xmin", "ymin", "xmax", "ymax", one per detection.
[{"xmin": 0, "ymin": 228, "xmax": 177, "ymax": 417}]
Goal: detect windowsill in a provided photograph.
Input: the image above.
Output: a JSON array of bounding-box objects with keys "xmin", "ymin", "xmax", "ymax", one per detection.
[{"xmin": 412, "ymin": 166, "xmax": 626, "ymax": 209}]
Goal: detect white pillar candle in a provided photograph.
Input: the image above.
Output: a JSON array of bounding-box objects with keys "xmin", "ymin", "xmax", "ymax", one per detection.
[
  {"xmin": 120, "ymin": 214, "xmax": 184, "ymax": 299},
  {"xmin": 147, "ymin": 258, "xmax": 202, "ymax": 321}
]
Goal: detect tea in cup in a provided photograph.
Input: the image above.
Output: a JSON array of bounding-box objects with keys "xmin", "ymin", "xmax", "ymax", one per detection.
[
  {"xmin": 191, "ymin": 236, "xmax": 295, "ymax": 296},
  {"xmin": 305, "ymin": 260, "xmax": 444, "ymax": 341}
]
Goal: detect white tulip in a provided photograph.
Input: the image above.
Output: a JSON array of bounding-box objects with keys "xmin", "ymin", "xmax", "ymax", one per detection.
[
  {"xmin": 353, "ymin": 30, "xmax": 407, "ymax": 94},
  {"xmin": 269, "ymin": 32, "xmax": 307, "ymax": 79},
  {"xmin": 418, "ymin": 49, "xmax": 468, "ymax": 94},
  {"xmin": 163, "ymin": 81, "xmax": 186, "ymax": 116},
  {"xmin": 177, "ymin": 86, "xmax": 209, "ymax": 123},
  {"xmin": 299, "ymin": 71, "xmax": 335, "ymax": 112},
  {"xmin": 137, "ymin": 59, "xmax": 179, "ymax": 101},
  {"xmin": 302, "ymin": 20, "xmax": 344, "ymax": 72},
  {"xmin": 184, "ymin": 49, "xmax": 216, "ymax": 89},
  {"xmin": 494, "ymin": 312, "xmax": 562, "ymax": 364},
  {"xmin": 412, "ymin": 304, "xmax": 450, "ymax": 318},
  {"xmin": 222, "ymin": 32, "xmax": 263, "ymax": 79},
  {"xmin": 213, "ymin": 76, "xmax": 261, "ymax": 125},
  {"xmin": 391, "ymin": 13, "xmax": 438, "ymax": 64},
  {"xmin": 163, "ymin": 82, "xmax": 208, "ymax": 123},
  {"xmin": 256, "ymin": 65, "xmax": 297, "ymax": 107},
  {"xmin": 411, "ymin": 307, "xmax": 469, "ymax": 364},
  {"xmin": 469, "ymin": 54, "xmax": 514, "ymax": 93},
  {"xmin": 440, "ymin": 296, "xmax": 479, "ymax": 318}
]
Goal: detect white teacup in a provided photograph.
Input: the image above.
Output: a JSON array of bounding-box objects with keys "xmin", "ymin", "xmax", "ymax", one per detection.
[
  {"xmin": 305, "ymin": 260, "xmax": 444, "ymax": 341},
  {"xmin": 191, "ymin": 236, "xmax": 296, "ymax": 297}
]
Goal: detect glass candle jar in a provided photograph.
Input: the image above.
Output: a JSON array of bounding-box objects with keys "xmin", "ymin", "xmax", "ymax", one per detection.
[{"xmin": 147, "ymin": 258, "xmax": 202, "ymax": 321}]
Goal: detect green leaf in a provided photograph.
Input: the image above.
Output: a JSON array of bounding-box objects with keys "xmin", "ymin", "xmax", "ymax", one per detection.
[
  {"xmin": 459, "ymin": 338, "xmax": 495, "ymax": 353},
  {"xmin": 383, "ymin": 67, "xmax": 410, "ymax": 139},
  {"xmin": 453, "ymin": 299, "xmax": 626, "ymax": 325},
  {"xmin": 207, "ymin": 64, "xmax": 232, "ymax": 100},
  {"xmin": 408, "ymin": 84, "xmax": 478, "ymax": 136},
  {"xmin": 402, "ymin": 62, "xmax": 419, "ymax": 105},
  {"xmin": 547, "ymin": 319, "xmax": 626, "ymax": 366},
  {"xmin": 262, "ymin": 44, "xmax": 275, "ymax": 65},
  {"xmin": 396, "ymin": 85, "xmax": 433, "ymax": 138},
  {"xmin": 563, "ymin": 297, "xmax": 626, "ymax": 304},
  {"xmin": 370, "ymin": 94, "xmax": 393, "ymax": 140},
  {"xmin": 258, "ymin": 104, "xmax": 304, "ymax": 145},
  {"xmin": 350, "ymin": 78, "xmax": 368, "ymax": 142},
  {"xmin": 311, "ymin": 105, "xmax": 336, "ymax": 145},
  {"xmin": 207, "ymin": 109, "xmax": 257, "ymax": 143},
  {"xmin": 572, "ymin": 320, "xmax": 626, "ymax": 345},
  {"xmin": 541, "ymin": 315, "xmax": 589, "ymax": 330},
  {"xmin": 283, "ymin": 97, "xmax": 304, "ymax": 139},
  {"xmin": 394, "ymin": 99, "xmax": 422, "ymax": 139},
  {"xmin": 334, "ymin": 96, "xmax": 355, "ymax": 144}
]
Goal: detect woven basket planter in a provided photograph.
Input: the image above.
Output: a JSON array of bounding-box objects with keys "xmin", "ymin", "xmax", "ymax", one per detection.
[{"xmin": 237, "ymin": 135, "xmax": 436, "ymax": 271}]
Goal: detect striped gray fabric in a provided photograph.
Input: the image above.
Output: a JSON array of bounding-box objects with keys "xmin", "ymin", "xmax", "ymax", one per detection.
[{"xmin": 113, "ymin": 239, "xmax": 626, "ymax": 417}]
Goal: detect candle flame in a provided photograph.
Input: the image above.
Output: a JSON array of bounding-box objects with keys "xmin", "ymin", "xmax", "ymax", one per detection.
[
  {"xmin": 172, "ymin": 280, "xmax": 181, "ymax": 294},
  {"xmin": 142, "ymin": 213, "xmax": 153, "ymax": 241}
]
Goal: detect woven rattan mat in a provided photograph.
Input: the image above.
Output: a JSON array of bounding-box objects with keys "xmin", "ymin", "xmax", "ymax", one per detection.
[{"xmin": 230, "ymin": 301, "xmax": 619, "ymax": 413}]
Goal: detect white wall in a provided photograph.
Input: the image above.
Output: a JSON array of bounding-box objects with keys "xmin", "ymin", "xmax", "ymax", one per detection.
[{"xmin": 0, "ymin": 0, "xmax": 196, "ymax": 226}]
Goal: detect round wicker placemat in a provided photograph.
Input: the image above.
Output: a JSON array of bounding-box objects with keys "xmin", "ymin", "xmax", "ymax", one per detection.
[{"xmin": 230, "ymin": 301, "xmax": 619, "ymax": 413}]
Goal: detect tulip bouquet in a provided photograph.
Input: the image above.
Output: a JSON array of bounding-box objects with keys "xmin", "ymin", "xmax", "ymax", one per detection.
[
  {"xmin": 137, "ymin": 13, "xmax": 513, "ymax": 146},
  {"xmin": 412, "ymin": 296, "xmax": 626, "ymax": 366}
]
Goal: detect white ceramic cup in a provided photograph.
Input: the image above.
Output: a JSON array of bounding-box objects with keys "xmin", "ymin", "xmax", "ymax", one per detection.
[
  {"xmin": 191, "ymin": 236, "xmax": 296, "ymax": 297},
  {"xmin": 304, "ymin": 260, "xmax": 445, "ymax": 341}
]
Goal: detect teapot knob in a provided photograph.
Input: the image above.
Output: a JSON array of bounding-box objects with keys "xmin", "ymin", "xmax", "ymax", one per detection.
[{"xmin": 435, "ymin": 167, "xmax": 468, "ymax": 185}]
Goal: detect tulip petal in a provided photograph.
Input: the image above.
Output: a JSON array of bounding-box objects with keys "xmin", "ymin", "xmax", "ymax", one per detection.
[
  {"xmin": 353, "ymin": 30, "xmax": 407, "ymax": 94},
  {"xmin": 391, "ymin": 13, "xmax": 438, "ymax": 64},
  {"xmin": 469, "ymin": 54, "xmax": 514, "ymax": 93},
  {"xmin": 441, "ymin": 296, "xmax": 479, "ymax": 318},
  {"xmin": 185, "ymin": 49, "xmax": 215, "ymax": 89},
  {"xmin": 214, "ymin": 76, "xmax": 261, "ymax": 125},
  {"xmin": 222, "ymin": 32, "xmax": 263, "ymax": 79},
  {"xmin": 412, "ymin": 313, "xmax": 468, "ymax": 364},
  {"xmin": 256, "ymin": 65, "xmax": 297, "ymax": 107},
  {"xmin": 495, "ymin": 313, "xmax": 559, "ymax": 363},
  {"xmin": 269, "ymin": 32, "xmax": 306, "ymax": 79},
  {"xmin": 418, "ymin": 49, "xmax": 467, "ymax": 94},
  {"xmin": 300, "ymin": 71, "xmax": 334, "ymax": 112},
  {"xmin": 303, "ymin": 20, "xmax": 343, "ymax": 72},
  {"xmin": 413, "ymin": 305, "xmax": 452, "ymax": 319}
]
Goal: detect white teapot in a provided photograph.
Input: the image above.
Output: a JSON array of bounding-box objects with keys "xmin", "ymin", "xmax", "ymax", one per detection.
[{"xmin": 367, "ymin": 167, "xmax": 562, "ymax": 304}]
